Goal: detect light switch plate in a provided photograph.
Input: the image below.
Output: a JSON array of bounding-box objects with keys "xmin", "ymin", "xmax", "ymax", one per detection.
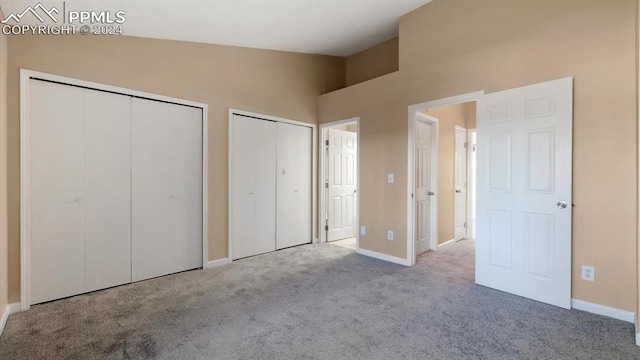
[
  {"xmin": 581, "ymin": 265, "xmax": 595, "ymax": 281},
  {"xmin": 388, "ymin": 173, "xmax": 394, "ymax": 184},
  {"xmin": 387, "ymin": 230, "xmax": 394, "ymax": 240},
  {"xmin": 360, "ymin": 226, "xmax": 366, "ymax": 235}
]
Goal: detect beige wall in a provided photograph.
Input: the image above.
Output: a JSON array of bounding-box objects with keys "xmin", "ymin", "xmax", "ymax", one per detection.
[
  {"xmin": 6, "ymin": 34, "xmax": 345, "ymax": 303},
  {"xmin": 464, "ymin": 102, "xmax": 476, "ymax": 129},
  {"xmin": 423, "ymin": 103, "xmax": 466, "ymax": 245},
  {"xmin": 0, "ymin": 7, "xmax": 7, "ymax": 313},
  {"xmin": 346, "ymin": 37, "xmax": 399, "ymax": 86},
  {"xmin": 320, "ymin": 0, "xmax": 637, "ymax": 311}
]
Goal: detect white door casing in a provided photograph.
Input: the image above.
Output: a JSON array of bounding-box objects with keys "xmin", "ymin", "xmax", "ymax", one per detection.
[
  {"xmin": 454, "ymin": 126, "xmax": 467, "ymax": 240},
  {"xmin": 276, "ymin": 122, "xmax": 313, "ymax": 249},
  {"xmin": 327, "ymin": 128, "xmax": 357, "ymax": 241},
  {"xmin": 476, "ymin": 77, "xmax": 573, "ymax": 309},
  {"xmin": 415, "ymin": 118, "xmax": 434, "ymax": 255}
]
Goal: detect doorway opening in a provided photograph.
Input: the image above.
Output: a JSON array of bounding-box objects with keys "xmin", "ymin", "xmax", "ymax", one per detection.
[
  {"xmin": 411, "ymin": 101, "xmax": 478, "ymax": 267},
  {"xmin": 319, "ymin": 118, "xmax": 359, "ymax": 251}
]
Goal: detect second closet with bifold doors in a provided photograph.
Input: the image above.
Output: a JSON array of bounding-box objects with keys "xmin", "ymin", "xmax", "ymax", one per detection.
[
  {"xmin": 28, "ymin": 79, "xmax": 203, "ymax": 305},
  {"xmin": 230, "ymin": 113, "xmax": 312, "ymax": 260}
]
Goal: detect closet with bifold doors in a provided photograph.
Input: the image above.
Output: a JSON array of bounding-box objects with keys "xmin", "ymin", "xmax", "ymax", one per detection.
[
  {"xmin": 27, "ymin": 78, "xmax": 203, "ymax": 305},
  {"xmin": 229, "ymin": 113, "xmax": 312, "ymax": 260}
]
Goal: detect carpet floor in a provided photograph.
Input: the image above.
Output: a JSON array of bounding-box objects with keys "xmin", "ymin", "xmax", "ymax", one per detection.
[{"xmin": 1, "ymin": 239, "xmax": 639, "ymax": 359}]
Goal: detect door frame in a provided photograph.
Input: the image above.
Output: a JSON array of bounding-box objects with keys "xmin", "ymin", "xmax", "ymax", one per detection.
[
  {"xmin": 407, "ymin": 91, "xmax": 484, "ymax": 265},
  {"xmin": 414, "ymin": 112, "xmax": 439, "ymax": 253},
  {"xmin": 318, "ymin": 118, "xmax": 360, "ymax": 247},
  {"xmin": 20, "ymin": 69, "xmax": 209, "ymax": 311},
  {"xmin": 228, "ymin": 109, "xmax": 317, "ymax": 261},
  {"xmin": 453, "ymin": 124, "xmax": 467, "ymax": 240}
]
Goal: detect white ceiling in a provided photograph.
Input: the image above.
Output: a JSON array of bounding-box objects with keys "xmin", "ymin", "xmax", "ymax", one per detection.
[{"xmin": 0, "ymin": 0, "xmax": 433, "ymax": 56}]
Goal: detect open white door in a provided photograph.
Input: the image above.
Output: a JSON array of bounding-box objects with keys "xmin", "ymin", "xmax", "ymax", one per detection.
[
  {"xmin": 327, "ymin": 128, "xmax": 357, "ymax": 241},
  {"xmin": 476, "ymin": 77, "xmax": 572, "ymax": 309},
  {"xmin": 454, "ymin": 126, "xmax": 467, "ymax": 240},
  {"xmin": 415, "ymin": 118, "xmax": 434, "ymax": 254}
]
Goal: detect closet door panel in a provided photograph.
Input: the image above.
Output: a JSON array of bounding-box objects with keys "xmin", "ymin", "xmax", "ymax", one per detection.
[
  {"xmin": 29, "ymin": 80, "xmax": 86, "ymax": 304},
  {"xmin": 168, "ymin": 104, "xmax": 203, "ymax": 272},
  {"xmin": 253, "ymin": 120, "xmax": 277, "ymax": 256},
  {"xmin": 230, "ymin": 115, "xmax": 277, "ymax": 259},
  {"xmin": 84, "ymin": 89, "xmax": 132, "ymax": 292},
  {"xmin": 131, "ymin": 98, "xmax": 172, "ymax": 282},
  {"xmin": 276, "ymin": 123, "xmax": 312, "ymax": 250}
]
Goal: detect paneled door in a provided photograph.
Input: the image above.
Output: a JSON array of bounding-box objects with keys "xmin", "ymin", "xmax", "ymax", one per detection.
[
  {"xmin": 327, "ymin": 128, "xmax": 357, "ymax": 242},
  {"xmin": 276, "ymin": 122, "xmax": 313, "ymax": 249},
  {"xmin": 415, "ymin": 118, "xmax": 434, "ymax": 255},
  {"xmin": 453, "ymin": 126, "xmax": 467, "ymax": 241},
  {"xmin": 230, "ymin": 115, "xmax": 277, "ymax": 259},
  {"xmin": 476, "ymin": 77, "xmax": 573, "ymax": 308}
]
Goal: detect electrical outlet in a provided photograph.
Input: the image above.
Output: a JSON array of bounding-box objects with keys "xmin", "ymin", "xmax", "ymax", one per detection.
[
  {"xmin": 388, "ymin": 173, "xmax": 394, "ymax": 184},
  {"xmin": 581, "ymin": 265, "xmax": 595, "ymax": 281},
  {"xmin": 360, "ymin": 226, "xmax": 366, "ymax": 235},
  {"xmin": 387, "ymin": 230, "xmax": 394, "ymax": 240}
]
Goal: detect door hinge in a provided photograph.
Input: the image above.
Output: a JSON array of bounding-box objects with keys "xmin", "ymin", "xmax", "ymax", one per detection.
[
  {"xmin": 473, "ymin": 146, "xmax": 477, "ymax": 152},
  {"xmin": 464, "ymin": 142, "xmax": 468, "ymax": 149},
  {"xmin": 325, "ymin": 182, "xmax": 329, "ymax": 188},
  {"xmin": 325, "ymin": 139, "xmax": 329, "ymax": 146},
  {"xmin": 325, "ymin": 225, "xmax": 329, "ymax": 231},
  {"xmin": 464, "ymin": 222, "xmax": 467, "ymax": 228}
]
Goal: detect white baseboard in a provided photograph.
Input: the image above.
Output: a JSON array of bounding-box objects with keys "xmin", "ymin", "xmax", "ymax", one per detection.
[
  {"xmin": 205, "ymin": 258, "xmax": 231, "ymax": 269},
  {"xmin": 356, "ymin": 248, "xmax": 411, "ymax": 266},
  {"xmin": 0, "ymin": 305, "xmax": 9, "ymax": 337},
  {"xmin": 571, "ymin": 298, "xmax": 635, "ymax": 323},
  {"xmin": 8, "ymin": 302, "xmax": 20, "ymax": 314},
  {"xmin": 438, "ymin": 239, "xmax": 455, "ymax": 248}
]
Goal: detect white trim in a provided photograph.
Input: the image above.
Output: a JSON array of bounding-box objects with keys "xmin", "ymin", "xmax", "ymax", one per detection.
[
  {"xmin": 20, "ymin": 69, "xmax": 210, "ymax": 310},
  {"xmin": 438, "ymin": 238, "xmax": 455, "ymax": 247},
  {"xmin": 407, "ymin": 91, "xmax": 485, "ymax": 266},
  {"xmin": 0, "ymin": 303, "xmax": 20, "ymax": 336},
  {"xmin": 8, "ymin": 302, "xmax": 20, "ymax": 314},
  {"xmin": 318, "ymin": 118, "xmax": 360, "ymax": 249},
  {"xmin": 205, "ymin": 258, "xmax": 231, "ymax": 269},
  {"xmin": 571, "ymin": 298, "xmax": 635, "ymax": 323},
  {"xmin": 0, "ymin": 305, "xmax": 8, "ymax": 336},
  {"xmin": 466, "ymin": 128, "xmax": 477, "ymax": 240},
  {"xmin": 228, "ymin": 109, "xmax": 317, "ymax": 261},
  {"xmin": 356, "ymin": 248, "xmax": 412, "ymax": 266}
]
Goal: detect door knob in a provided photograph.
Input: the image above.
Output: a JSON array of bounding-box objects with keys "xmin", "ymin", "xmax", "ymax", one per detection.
[
  {"xmin": 557, "ymin": 201, "xmax": 567, "ymax": 209},
  {"xmin": 455, "ymin": 190, "xmax": 461, "ymax": 193},
  {"xmin": 353, "ymin": 189, "xmax": 357, "ymax": 194},
  {"xmin": 428, "ymin": 191, "xmax": 435, "ymax": 196}
]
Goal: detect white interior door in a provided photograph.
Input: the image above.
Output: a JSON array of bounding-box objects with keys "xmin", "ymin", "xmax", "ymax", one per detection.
[
  {"xmin": 454, "ymin": 126, "xmax": 467, "ymax": 240},
  {"xmin": 131, "ymin": 98, "xmax": 173, "ymax": 282},
  {"xmin": 168, "ymin": 104, "xmax": 203, "ymax": 272},
  {"xmin": 476, "ymin": 77, "xmax": 573, "ymax": 309},
  {"xmin": 29, "ymin": 80, "xmax": 86, "ymax": 304},
  {"xmin": 276, "ymin": 122, "xmax": 312, "ymax": 249},
  {"xmin": 231, "ymin": 115, "xmax": 277, "ymax": 259},
  {"xmin": 84, "ymin": 89, "xmax": 131, "ymax": 292},
  {"xmin": 327, "ymin": 128, "xmax": 357, "ymax": 242},
  {"xmin": 415, "ymin": 118, "xmax": 433, "ymax": 255}
]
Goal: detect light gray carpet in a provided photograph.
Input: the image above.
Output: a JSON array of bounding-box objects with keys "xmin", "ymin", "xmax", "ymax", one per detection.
[{"xmin": 1, "ymin": 239, "xmax": 639, "ymax": 359}]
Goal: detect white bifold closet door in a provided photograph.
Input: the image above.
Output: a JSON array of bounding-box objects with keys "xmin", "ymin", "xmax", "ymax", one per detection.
[
  {"xmin": 131, "ymin": 98, "xmax": 203, "ymax": 282},
  {"xmin": 30, "ymin": 80, "xmax": 131, "ymax": 304},
  {"xmin": 230, "ymin": 115, "xmax": 311, "ymax": 260},
  {"xmin": 276, "ymin": 122, "xmax": 312, "ymax": 249},
  {"xmin": 230, "ymin": 115, "xmax": 277, "ymax": 259}
]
